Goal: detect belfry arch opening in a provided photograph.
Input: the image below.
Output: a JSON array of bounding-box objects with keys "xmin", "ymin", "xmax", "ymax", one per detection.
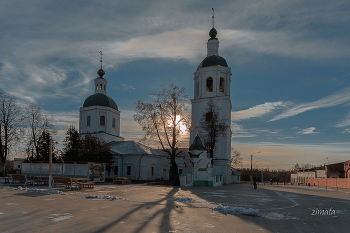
[
  {"xmin": 220, "ymin": 77, "xmax": 225, "ymax": 92},
  {"xmin": 206, "ymin": 77, "xmax": 213, "ymax": 92}
]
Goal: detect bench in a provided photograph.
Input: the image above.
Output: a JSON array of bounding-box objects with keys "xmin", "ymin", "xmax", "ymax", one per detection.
[
  {"xmin": 4, "ymin": 174, "xmax": 13, "ymax": 184},
  {"xmin": 113, "ymin": 177, "xmax": 131, "ymax": 185},
  {"xmin": 10, "ymin": 175, "xmax": 34, "ymax": 186},
  {"xmin": 53, "ymin": 177, "xmax": 80, "ymax": 190}
]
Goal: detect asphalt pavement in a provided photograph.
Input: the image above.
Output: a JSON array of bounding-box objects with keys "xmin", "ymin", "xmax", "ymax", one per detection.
[{"xmin": 0, "ymin": 180, "xmax": 349, "ymax": 233}]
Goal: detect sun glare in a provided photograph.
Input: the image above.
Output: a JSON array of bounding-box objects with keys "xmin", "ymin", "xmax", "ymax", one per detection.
[{"xmin": 168, "ymin": 115, "xmax": 186, "ymax": 134}]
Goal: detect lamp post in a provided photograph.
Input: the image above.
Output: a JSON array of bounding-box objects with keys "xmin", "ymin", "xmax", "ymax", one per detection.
[
  {"xmin": 49, "ymin": 138, "xmax": 52, "ymax": 190},
  {"xmin": 250, "ymin": 151, "xmax": 261, "ymax": 184}
]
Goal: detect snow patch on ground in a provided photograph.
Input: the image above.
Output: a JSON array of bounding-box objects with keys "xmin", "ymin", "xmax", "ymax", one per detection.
[
  {"xmin": 204, "ymin": 194, "xmax": 227, "ymax": 198},
  {"xmin": 211, "ymin": 204, "xmax": 261, "ymax": 217},
  {"xmin": 86, "ymin": 195, "xmax": 126, "ymax": 201},
  {"xmin": 267, "ymin": 191, "xmax": 299, "ymax": 210},
  {"xmin": 167, "ymin": 195, "xmax": 206, "ymax": 203},
  {"xmin": 48, "ymin": 213, "xmax": 72, "ymax": 222},
  {"xmin": 263, "ymin": 212, "xmax": 298, "ymax": 220},
  {"xmin": 1, "ymin": 186, "xmax": 63, "ymax": 194}
]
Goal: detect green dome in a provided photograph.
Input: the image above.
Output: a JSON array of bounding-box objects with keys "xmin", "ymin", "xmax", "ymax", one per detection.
[
  {"xmin": 83, "ymin": 93, "xmax": 118, "ymax": 110},
  {"xmin": 198, "ymin": 55, "xmax": 228, "ymax": 69}
]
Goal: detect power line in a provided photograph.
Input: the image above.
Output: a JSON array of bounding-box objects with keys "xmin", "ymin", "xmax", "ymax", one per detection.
[{"xmin": 253, "ymin": 156, "xmax": 328, "ymax": 166}]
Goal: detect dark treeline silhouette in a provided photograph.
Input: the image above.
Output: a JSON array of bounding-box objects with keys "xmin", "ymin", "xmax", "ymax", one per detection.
[{"xmin": 240, "ymin": 168, "xmax": 293, "ymax": 182}]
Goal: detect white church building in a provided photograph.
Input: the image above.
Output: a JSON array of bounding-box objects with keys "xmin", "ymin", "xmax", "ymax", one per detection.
[
  {"xmin": 79, "ymin": 20, "xmax": 233, "ymax": 185},
  {"xmin": 190, "ymin": 25, "xmax": 232, "ymax": 184}
]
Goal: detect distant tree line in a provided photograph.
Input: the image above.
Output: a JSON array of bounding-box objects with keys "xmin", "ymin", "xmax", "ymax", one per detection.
[
  {"xmin": 240, "ymin": 168, "xmax": 294, "ymax": 182},
  {"xmin": 0, "ymin": 92, "xmax": 113, "ymax": 171},
  {"xmin": 61, "ymin": 125, "xmax": 113, "ymax": 172},
  {"xmin": 0, "ymin": 92, "xmax": 57, "ymax": 163}
]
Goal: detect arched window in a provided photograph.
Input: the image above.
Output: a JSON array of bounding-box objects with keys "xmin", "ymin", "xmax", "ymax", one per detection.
[
  {"xmin": 206, "ymin": 112, "xmax": 213, "ymax": 121},
  {"xmin": 197, "ymin": 81, "xmax": 199, "ymax": 96},
  {"xmin": 206, "ymin": 77, "xmax": 213, "ymax": 92},
  {"xmin": 96, "ymin": 84, "xmax": 98, "ymax": 90},
  {"xmin": 112, "ymin": 118, "xmax": 116, "ymax": 128},
  {"xmin": 100, "ymin": 115, "xmax": 105, "ymax": 126},
  {"xmin": 220, "ymin": 77, "xmax": 225, "ymax": 92},
  {"xmin": 100, "ymin": 84, "xmax": 102, "ymax": 90},
  {"xmin": 87, "ymin": 116, "xmax": 91, "ymax": 126}
]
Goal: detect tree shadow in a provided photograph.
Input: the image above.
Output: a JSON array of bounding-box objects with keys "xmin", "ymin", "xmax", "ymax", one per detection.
[
  {"xmin": 91, "ymin": 187, "xmax": 179, "ymax": 233},
  {"xmin": 181, "ymin": 184, "xmax": 350, "ymax": 233}
]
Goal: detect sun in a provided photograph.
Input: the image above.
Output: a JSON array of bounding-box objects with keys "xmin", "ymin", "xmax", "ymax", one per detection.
[{"xmin": 168, "ymin": 115, "xmax": 186, "ymax": 134}]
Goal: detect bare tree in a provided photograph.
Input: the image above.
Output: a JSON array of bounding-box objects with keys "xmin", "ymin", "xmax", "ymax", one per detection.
[
  {"xmin": 199, "ymin": 99, "xmax": 228, "ymax": 160},
  {"xmin": 0, "ymin": 92, "xmax": 23, "ymax": 163},
  {"xmin": 134, "ymin": 84, "xmax": 189, "ymax": 186},
  {"xmin": 231, "ymin": 147, "xmax": 243, "ymax": 169},
  {"xmin": 24, "ymin": 103, "xmax": 55, "ymax": 160},
  {"xmin": 294, "ymin": 163, "xmax": 315, "ymax": 171}
]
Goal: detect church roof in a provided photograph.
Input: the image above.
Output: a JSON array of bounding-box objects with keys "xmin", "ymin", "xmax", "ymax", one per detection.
[
  {"xmin": 198, "ymin": 55, "xmax": 228, "ymax": 69},
  {"xmin": 83, "ymin": 93, "xmax": 118, "ymax": 110},
  {"xmin": 109, "ymin": 141, "xmax": 166, "ymax": 156},
  {"xmin": 189, "ymin": 134, "xmax": 206, "ymax": 151}
]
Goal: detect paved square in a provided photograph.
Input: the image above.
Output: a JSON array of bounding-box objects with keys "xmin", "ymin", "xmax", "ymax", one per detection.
[{"xmin": 0, "ymin": 182, "xmax": 349, "ymax": 232}]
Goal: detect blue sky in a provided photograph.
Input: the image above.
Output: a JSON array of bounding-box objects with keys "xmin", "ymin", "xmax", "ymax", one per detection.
[{"xmin": 1, "ymin": 0, "xmax": 350, "ymax": 169}]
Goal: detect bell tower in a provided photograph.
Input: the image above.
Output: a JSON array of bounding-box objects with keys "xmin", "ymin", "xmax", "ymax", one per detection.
[{"xmin": 190, "ymin": 10, "xmax": 232, "ymax": 184}]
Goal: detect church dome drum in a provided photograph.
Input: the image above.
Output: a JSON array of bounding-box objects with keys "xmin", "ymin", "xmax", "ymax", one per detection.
[{"xmin": 83, "ymin": 93, "xmax": 118, "ymax": 110}]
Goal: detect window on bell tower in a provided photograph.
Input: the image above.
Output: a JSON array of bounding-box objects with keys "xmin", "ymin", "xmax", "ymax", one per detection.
[
  {"xmin": 87, "ymin": 116, "xmax": 91, "ymax": 126},
  {"xmin": 112, "ymin": 118, "xmax": 115, "ymax": 128},
  {"xmin": 220, "ymin": 77, "xmax": 225, "ymax": 92},
  {"xmin": 100, "ymin": 115, "xmax": 105, "ymax": 126},
  {"xmin": 206, "ymin": 77, "xmax": 213, "ymax": 92}
]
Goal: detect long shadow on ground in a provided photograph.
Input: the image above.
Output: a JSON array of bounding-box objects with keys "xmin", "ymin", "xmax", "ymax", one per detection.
[{"xmin": 181, "ymin": 184, "xmax": 350, "ymax": 233}]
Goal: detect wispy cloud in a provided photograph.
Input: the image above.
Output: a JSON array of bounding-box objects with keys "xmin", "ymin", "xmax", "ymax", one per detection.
[
  {"xmin": 231, "ymin": 123, "xmax": 257, "ymax": 138},
  {"xmin": 222, "ymin": 29, "xmax": 350, "ymax": 60},
  {"xmin": 122, "ymin": 84, "xmax": 135, "ymax": 90},
  {"xmin": 335, "ymin": 111, "xmax": 350, "ymax": 132},
  {"xmin": 298, "ymin": 127, "xmax": 318, "ymax": 135},
  {"xmin": 232, "ymin": 101, "xmax": 289, "ymax": 121},
  {"xmin": 270, "ymin": 86, "xmax": 350, "ymax": 121}
]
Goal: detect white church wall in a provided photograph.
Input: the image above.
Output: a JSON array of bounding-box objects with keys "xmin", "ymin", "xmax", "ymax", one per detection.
[
  {"xmin": 80, "ymin": 105, "xmax": 123, "ymax": 143},
  {"xmin": 107, "ymin": 154, "xmax": 172, "ymax": 180}
]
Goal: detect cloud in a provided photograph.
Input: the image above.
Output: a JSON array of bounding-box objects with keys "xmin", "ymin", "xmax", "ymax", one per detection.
[
  {"xmin": 2, "ymin": 0, "xmax": 350, "ymax": 106},
  {"xmin": 122, "ymin": 84, "xmax": 135, "ymax": 91},
  {"xmin": 336, "ymin": 112, "xmax": 350, "ymax": 128},
  {"xmin": 335, "ymin": 111, "xmax": 350, "ymax": 132},
  {"xmin": 232, "ymin": 101, "xmax": 289, "ymax": 121},
  {"xmin": 298, "ymin": 127, "xmax": 318, "ymax": 135},
  {"xmin": 270, "ymin": 86, "xmax": 350, "ymax": 121},
  {"xmin": 231, "ymin": 123, "xmax": 257, "ymax": 138},
  {"xmin": 221, "ymin": 29, "xmax": 350, "ymax": 60}
]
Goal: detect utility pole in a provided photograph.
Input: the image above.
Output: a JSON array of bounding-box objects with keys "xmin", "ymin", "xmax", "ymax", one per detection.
[
  {"xmin": 250, "ymin": 154, "xmax": 252, "ymax": 184},
  {"xmin": 250, "ymin": 151, "xmax": 261, "ymax": 184}
]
